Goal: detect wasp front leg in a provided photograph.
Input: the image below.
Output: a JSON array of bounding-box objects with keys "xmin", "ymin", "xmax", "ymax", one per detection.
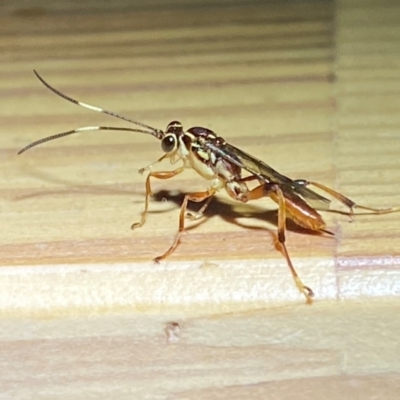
[
  {"xmin": 154, "ymin": 188, "xmax": 216, "ymax": 262},
  {"xmin": 138, "ymin": 154, "xmax": 168, "ymax": 175},
  {"xmin": 132, "ymin": 166, "xmax": 185, "ymax": 229}
]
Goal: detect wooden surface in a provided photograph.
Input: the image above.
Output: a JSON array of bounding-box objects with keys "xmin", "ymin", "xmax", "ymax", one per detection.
[{"xmin": 1, "ymin": 0, "xmax": 400, "ymax": 398}]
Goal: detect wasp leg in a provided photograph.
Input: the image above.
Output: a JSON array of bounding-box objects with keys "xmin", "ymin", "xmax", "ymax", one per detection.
[
  {"xmin": 132, "ymin": 167, "xmax": 185, "ymax": 230},
  {"xmin": 294, "ymin": 180, "xmax": 398, "ymax": 217},
  {"xmin": 154, "ymin": 188, "xmax": 216, "ymax": 262},
  {"xmin": 185, "ymin": 196, "xmax": 214, "ymax": 221},
  {"xmin": 138, "ymin": 154, "xmax": 168, "ymax": 175},
  {"xmin": 185, "ymin": 175, "xmax": 260, "ymax": 221},
  {"xmin": 247, "ymin": 183, "xmax": 314, "ymax": 304}
]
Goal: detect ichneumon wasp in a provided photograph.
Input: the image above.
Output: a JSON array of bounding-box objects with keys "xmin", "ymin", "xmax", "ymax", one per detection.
[{"xmin": 18, "ymin": 71, "xmax": 399, "ymax": 304}]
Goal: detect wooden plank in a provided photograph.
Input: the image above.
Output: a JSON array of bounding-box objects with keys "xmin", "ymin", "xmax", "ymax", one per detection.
[
  {"xmin": 1, "ymin": 0, "xmax": 336, "ymax": 306},
  {"xmin": 0, "ymin": 0, "xmax": 399, "ymax": 398}
]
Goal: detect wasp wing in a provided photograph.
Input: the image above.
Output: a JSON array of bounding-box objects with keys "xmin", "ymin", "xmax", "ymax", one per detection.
[{"xmin": 205, "ymin": 140, "xmax": 331, "ymax": 210}]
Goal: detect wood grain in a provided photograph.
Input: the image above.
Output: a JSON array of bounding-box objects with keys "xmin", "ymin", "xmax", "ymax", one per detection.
[{"xmin": 0, "ymin": 0, "xmax": 399, "ymax": 398}]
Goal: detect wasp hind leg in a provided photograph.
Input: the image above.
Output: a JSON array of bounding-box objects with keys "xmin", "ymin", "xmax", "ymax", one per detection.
[
  {"xmin": 247, "ymin": 183, "xmax": 314, "ymax": 304},
  {"xmin": 294, "ymin": 180, "xmax": 399, "ymax": 217}
]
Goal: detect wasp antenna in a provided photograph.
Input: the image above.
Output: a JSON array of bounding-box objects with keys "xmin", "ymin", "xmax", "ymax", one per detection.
[
  {"xmin": 33, "ymin": 70, "xmax": 163, "ymax": 139},
  {"xmin": 18, "ymin": 126, "xmax": 153, "ymax": 155}
]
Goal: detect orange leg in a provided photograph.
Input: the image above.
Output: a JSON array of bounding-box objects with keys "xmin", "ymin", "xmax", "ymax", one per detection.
[
  {"xmin": 131, "ymin": 167, "xmax": 185, "ymax": 229},
  {"xmin": 154, "ymin": 188, "xmax": 216, "ymax": 263},
  {"xmin": 247, "ymin": 183, "xmax": 314, "ymax": 304},
  {"xmin": 293, "ymin": 179, "xmax": 399, "ymax": 217}
]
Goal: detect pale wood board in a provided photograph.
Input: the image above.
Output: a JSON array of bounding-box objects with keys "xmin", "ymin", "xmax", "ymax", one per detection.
[{"xmin": 0, "ymin": 0, "xmax": 400, "ymax": 399}]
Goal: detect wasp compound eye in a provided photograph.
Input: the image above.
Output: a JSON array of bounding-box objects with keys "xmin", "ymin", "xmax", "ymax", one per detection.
[{"xmin": 161, "ymin": 134, "xmax": 177, "ymax": 153}]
